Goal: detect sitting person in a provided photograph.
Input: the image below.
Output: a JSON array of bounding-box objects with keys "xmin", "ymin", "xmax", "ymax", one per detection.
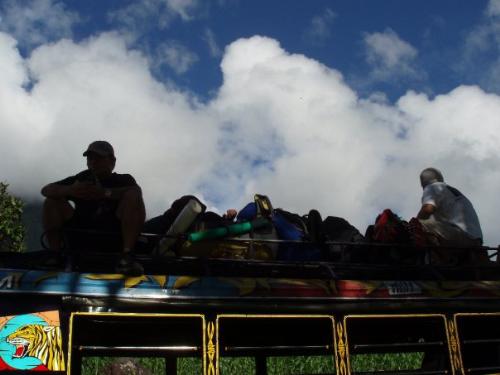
[
  {"xmin": 417, "ymin": 167, "xmax": 487, "ymax": 263},
  {"xmin": 41, "ymin": 141, "xmax": 145, "ymax": 275}
]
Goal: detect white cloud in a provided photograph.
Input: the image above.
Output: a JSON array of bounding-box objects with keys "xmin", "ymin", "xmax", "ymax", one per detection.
[
  {"xmin": 207, "ymin": 36, "xmax": 500, "ymax": 246},
  {"xmin": 363, "ymin": 28, "xmax": 421, "ymax": 82},
  {"xmin": 107, "ymin": 1, "xmax": 202, "ymax": 72},
  {"xmin": 393, "ymin": 86, "xmax": 500, "ymax": 243},
  {"xmin": 464, "ymin": 0, "xmax": 500, "ymax": 54},
  {"xmin": 0, "ymin": 0, "xmax": 79, "ymax": 48},
  {"xmin": 108, "ymin": 0, "xmax": 200, "ymax": 36},
  {"xmin": 155, "ymin": 40, "xmax": 199, "ymax": 74},
  {"xmin": 203, "ymin": 28, "xmax": 221, "ymax": 57},
  {"xmin": 0, "ymin": 31, "xmax": 217, "ymax": 217},
  {"xmin": 2, "ymin": 32, "xmax": 500, "ymax": 247},
  {"xmin": 303, "ymin": 8, "xmax": 336, "ymax": 44},
  {"xmin": 461, "ymin": 0, "xmax": 500, "ymax": 92},
  {"xmin": 483, "ymin": 59, "xmax": 500, "ymax": 90}
]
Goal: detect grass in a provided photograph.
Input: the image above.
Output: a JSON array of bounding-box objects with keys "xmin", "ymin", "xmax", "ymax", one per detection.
[
  {"xmin": 267, "ymin": 356, "xmax": 336, "ymax": 375},
  {"xmin": 82, "ymin": 357, "xmax": 202, "ymax": 375},
  {"xmin": 351, "ymin": 352, "xmax": 424, "ymax": 372},
  {"xmin": 82, "ymin": 353, "xmax": 424, "ymax": 374}
]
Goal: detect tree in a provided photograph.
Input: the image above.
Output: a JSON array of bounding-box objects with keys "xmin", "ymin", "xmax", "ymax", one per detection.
[{"xmin": 0, "ymin": 182, "xmax": 25, "ymax": 252}]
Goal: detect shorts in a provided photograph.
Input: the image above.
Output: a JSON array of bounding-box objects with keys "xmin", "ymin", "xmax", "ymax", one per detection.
[
  {"xmin": 418, "ymin": 218, "xmax": 481, "ymax": 246},
  {"xmin": 419, "ymin": 218, "xmax": 487, "ymax": 264}
]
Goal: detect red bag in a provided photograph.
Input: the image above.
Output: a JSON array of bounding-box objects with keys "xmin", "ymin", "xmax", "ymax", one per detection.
[{"xmin": 371, "ymin": 209, "xmax": 410, "ymax": 243}]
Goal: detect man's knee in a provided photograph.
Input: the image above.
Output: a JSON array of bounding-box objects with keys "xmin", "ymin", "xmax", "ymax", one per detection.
[
  {"xmin": 121, "ymin": 187, "xmax": 143, "ymax": 205},
  {"xmin": 117, "ymin": 188, "xmax": 145, "ymax": 221},
  {"xmin": 43, "ymin": 197, "xmax": 64, "ymax": 210},
  {"xmin": 43, "ymin": 198, "xmax": 73, "ymax": 222}
]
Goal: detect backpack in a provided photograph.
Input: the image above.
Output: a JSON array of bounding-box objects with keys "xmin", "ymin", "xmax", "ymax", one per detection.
[
  {"xmin": 273, "ymin": 208, "xmax": 307, "ymax": 241},
  {"xmin": 237, "ymin": 195, "xmax": 321, "ymax": 261},
  {"xmin": 321, "ymin": 216, "xmax": 365, "ymax": 262},
  {"xmin": 322, "ymin": 216, "xmax": 365, "ymax": 243},
  {"xmin": 367, "ymin": 209, "xmax": 411, "ymax": 244},
  {"xmin": 364, "ymin": 209, "xmax": 426, "ymax": 265},
  {"xmin": 237, "ymin": 195, "xmax": 308, "ymax": 241}
]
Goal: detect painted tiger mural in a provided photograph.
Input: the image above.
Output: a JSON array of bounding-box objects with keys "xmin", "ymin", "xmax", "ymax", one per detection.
[{"xmin": 6, "ymin": 324, "xmax": 65, "ymax": 371}]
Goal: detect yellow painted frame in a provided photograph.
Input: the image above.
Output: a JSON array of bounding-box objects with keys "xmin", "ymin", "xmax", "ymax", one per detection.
[
  {"xmin": 68, "ymin": 312, "xmax": 206, "ymax": 375},
  {"xmin": 454, "ymin": 312, "xmax": 500, "ymax": 374},
  {"xmin": 343, "ymin": 313, "xmax": 454, "ymax": 375},
  {"xmin": 215, "ymin": 314, "xmax": 336, "ymax": 375}
]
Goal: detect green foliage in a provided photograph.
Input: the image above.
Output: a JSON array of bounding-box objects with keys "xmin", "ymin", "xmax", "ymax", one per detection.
[
  {"xmin": 82, "ymin": 357, "xmax": 202, "ymax": 375},
  {"xmin": 81, "ymin": 357, "xmax": 114, "ymax": 375},
  {"xmin": 82, "ymin": 353, "xmax": 425, "ymax": 374},
  {"xmin": 268, "ymin": 356, "xmax": 335, "ymax": 375},
  {"xmin": 219, "ymin": 356, "xmax": 336, "ymax": 374},
  {"xmin": 178, "ymin": 358, "xmax": 202, "ymax": 374},
  {"xmin": 0, "ymin": 182, "xmax": 25, "ymax": 252},
  {"xmin": 219, "ymin": 357, "xmax": 255, "ymax": 374},
  {"xmin": 351, "ymin": 352, "xmax": 424, "ymax": 372},
  {"xmin": 82, "ymin": 357, "xmax": 159, "ymax": 375}
]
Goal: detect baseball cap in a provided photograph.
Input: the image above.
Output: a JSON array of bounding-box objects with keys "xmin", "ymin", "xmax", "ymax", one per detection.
[{"xmin": 83, "ymin": 141, "xmax": 115, "ymax": 158}]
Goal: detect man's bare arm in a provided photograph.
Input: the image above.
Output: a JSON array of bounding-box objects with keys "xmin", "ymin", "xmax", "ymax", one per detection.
[
  {"xmin": 41, "ymin": 181, "xmax": 98, "ymax": 199},
  {"xmin": 41, "ymin": 183, "xmax": 72, "ymax": 198},
  {"xmin": 104, "ymin": 185, "xmax": 142, "ymax": 201},
  {"xmin": 42, "ymin": 181, "xmax": 141, "ymax": 201},
  {"xmin": 417, "ymin": 204, "xmax": 435, "ymax": 219}
]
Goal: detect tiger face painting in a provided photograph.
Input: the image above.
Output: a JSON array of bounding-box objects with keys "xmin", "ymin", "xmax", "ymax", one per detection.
[{"xmin": 6, "ymin": 324, "xmax": 65, "ymax": 371}]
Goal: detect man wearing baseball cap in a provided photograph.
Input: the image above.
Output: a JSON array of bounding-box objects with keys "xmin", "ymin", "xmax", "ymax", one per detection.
[{"xmin": 41, "ymin": 140, "xmax": 145, "ymax": 275}]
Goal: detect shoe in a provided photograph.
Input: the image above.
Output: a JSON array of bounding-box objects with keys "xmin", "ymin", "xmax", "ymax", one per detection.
[{"xmin": 115, "ymin": 254, "xmax": 144, "ymax": 276}]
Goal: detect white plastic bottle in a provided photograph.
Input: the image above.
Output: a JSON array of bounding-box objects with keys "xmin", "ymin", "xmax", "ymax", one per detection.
[{"xmin": 156, "ymin": 199, "xmax": 204, "ymax": 256}]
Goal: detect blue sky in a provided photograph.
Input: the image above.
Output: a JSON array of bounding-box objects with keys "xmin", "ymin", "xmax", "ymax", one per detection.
[
  {"xmin": 116, "ymin": 1, "xmax": 494, "ymax": 98},
  {"xmin": 68, "ymin": 1, "xmax": 498, "ymax": 99},
  {"xmin": 5, "ymin": 0, "xmax": 496, "ymax": 100},
  {"xmin": 1, "ymin": 0, "xmax": 500, "ymax": 245}
]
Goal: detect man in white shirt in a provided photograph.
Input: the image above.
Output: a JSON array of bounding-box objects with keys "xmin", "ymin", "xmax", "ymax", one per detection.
[{"xmin": 417, "ymin": 167, "xmax": 483, "ymax": 249}]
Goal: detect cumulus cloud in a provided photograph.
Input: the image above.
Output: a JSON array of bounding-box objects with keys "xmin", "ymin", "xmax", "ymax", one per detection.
[
  {"xmin": 303, "ymin": 8, "xmax": 336, "ymax": 44},
  {"xmin": 154, "ymin": 40, "xmax": 199, "ymax": 74},
  {"xmin": 0, "ymin": 31, "xmax": 218, "ymax": 217},
  {"xmin": 208, "ymin": 36, "xmax": 500, "ymax": 245},
  {"xmin": 0, "ymin": 0, "xmax": 79, "ymax": 49},
  {"xmin": 363, "ymin": 28, "xmax": 422, "ymax": 82},
  {"xmin": 2, "ymin": 31, "xmax": 500, "ymax": 247}
]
